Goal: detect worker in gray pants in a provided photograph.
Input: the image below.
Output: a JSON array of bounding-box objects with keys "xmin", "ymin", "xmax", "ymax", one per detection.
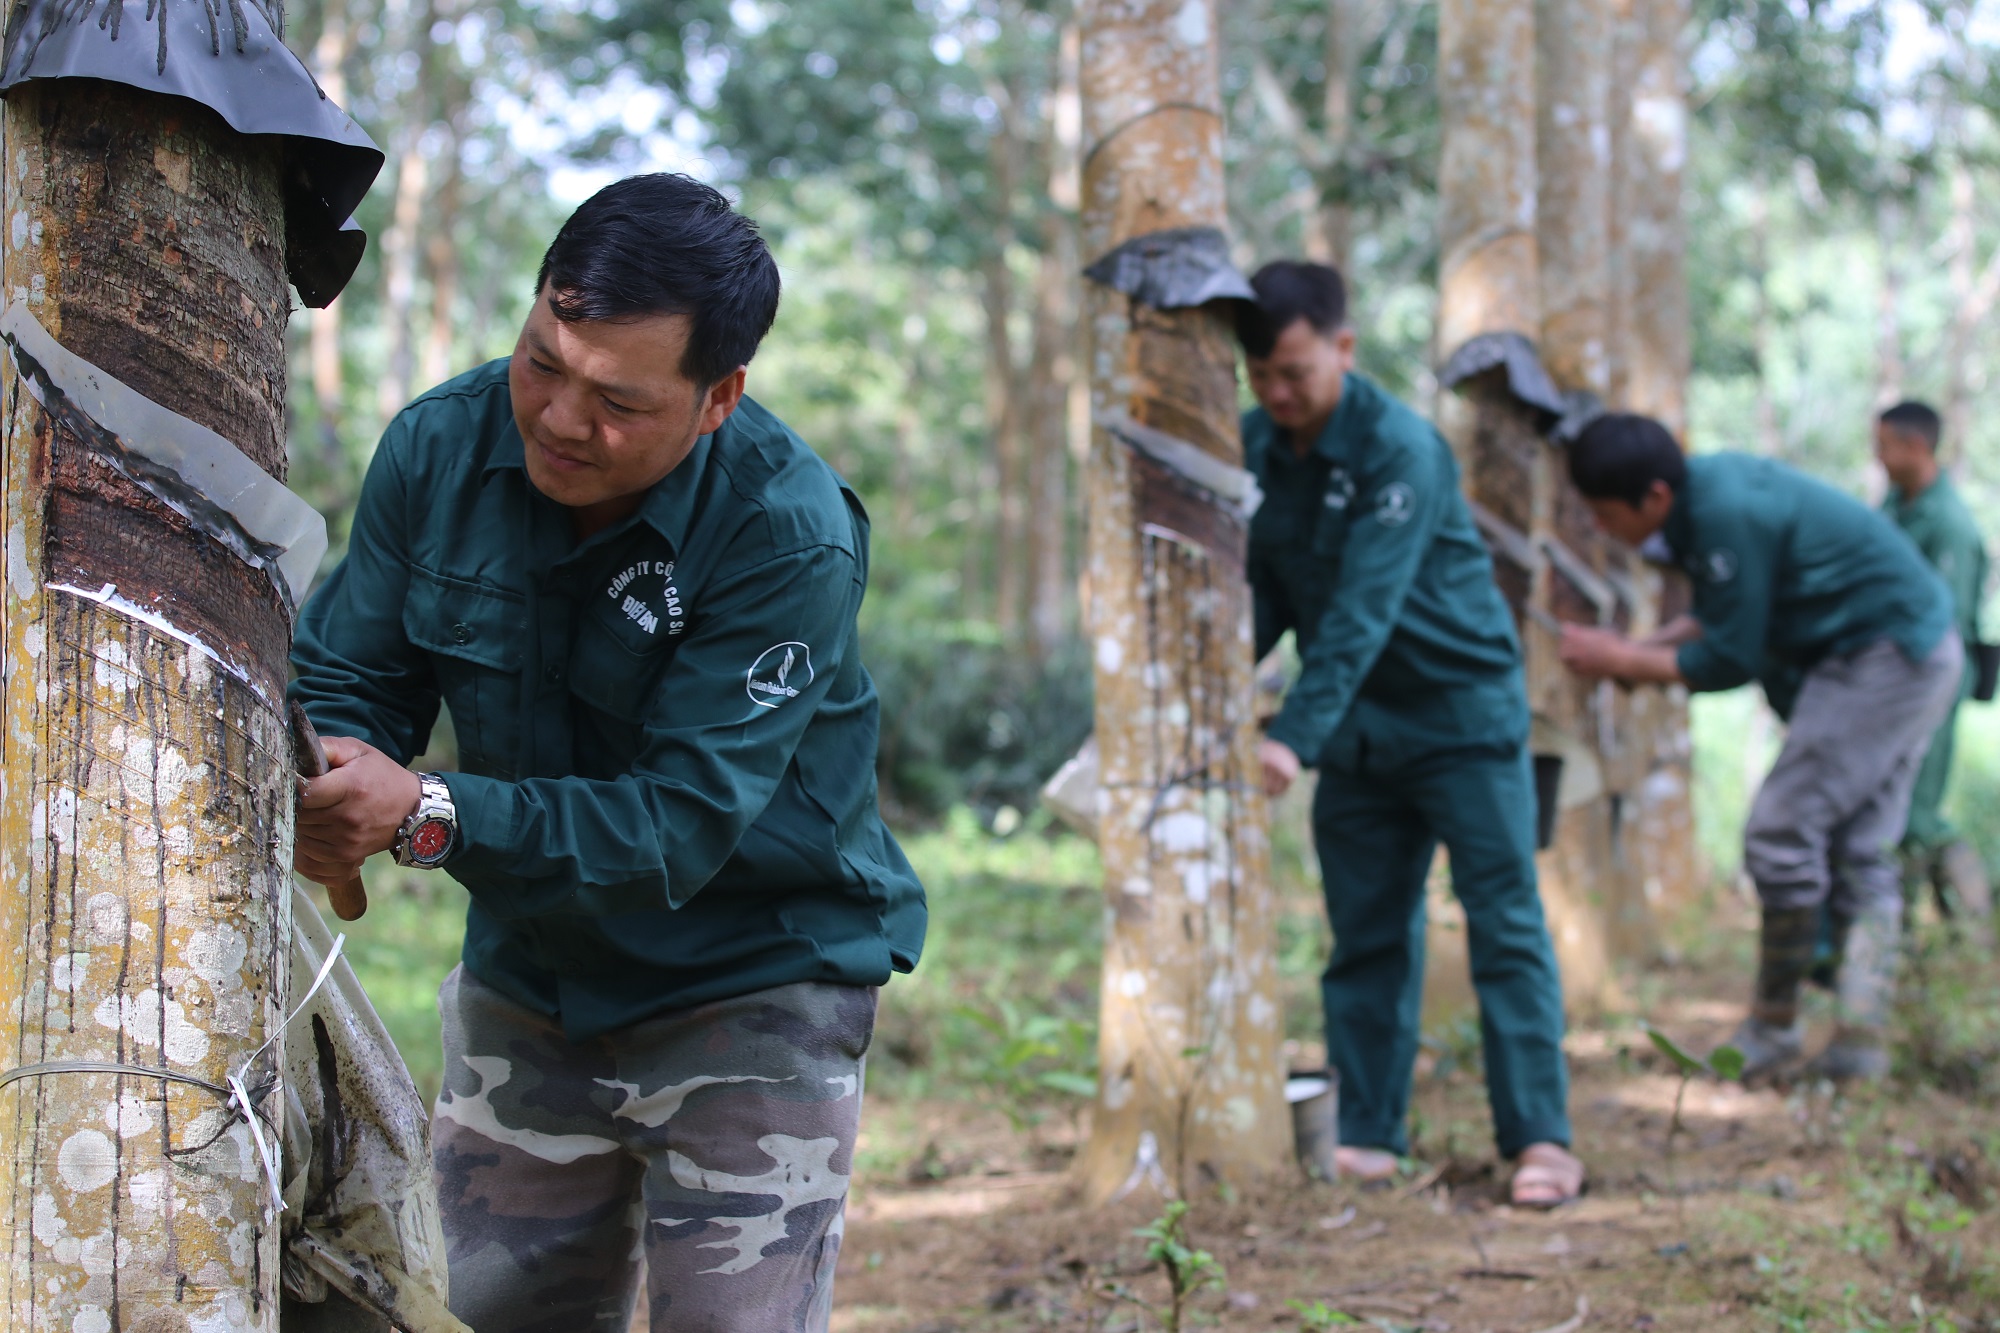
[{"xmin": 1555, "ymin": 415, "xmax": 1959, "ymax": 1083}]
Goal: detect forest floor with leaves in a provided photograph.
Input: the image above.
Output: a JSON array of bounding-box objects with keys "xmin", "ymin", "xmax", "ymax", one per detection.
[{"xmin": 827, "ymin": 915, "xmax": 2000, "ymax": 1333}]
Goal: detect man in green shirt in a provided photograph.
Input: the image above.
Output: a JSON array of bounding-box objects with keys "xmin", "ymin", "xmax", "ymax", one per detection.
[
  {"xmin": 1875, "ymin": 400, "xmax": 1991, "ymax": 922},
  {"xmin": 289, "ymin": 174, "xmax": 925, "ymax": 1332},
  {"xmin": 1239, "ymin": 262, "xmax": 1580, "ymax": 1207},
  {"xmin": 1560, "ymin": 414, "xmax": 1958, "ymax": 1084}
]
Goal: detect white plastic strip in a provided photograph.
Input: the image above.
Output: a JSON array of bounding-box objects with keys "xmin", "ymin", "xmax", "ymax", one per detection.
[
  {"xmin": 48, "ymin": 580, "xmax": 264, "ymax": 698},
  {"xmin": 0, "ymin": 301, "xmax": 327, "ymax": 610},
  {"xmin": 231, "ymin": 932, "xmax": 348, "ymax": 1212},
  {"xmin": 1098, "ymin": 410, "xmax": 1263, "ymax": 513}
]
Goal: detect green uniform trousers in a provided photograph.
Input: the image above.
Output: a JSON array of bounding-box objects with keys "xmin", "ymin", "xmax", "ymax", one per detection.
[
  {"xmin": 1902, "ymin": 690, "xmax": 1963, "ymax": 853},
  {"xmin": 1313, "ymin": 740, "xmax": 1571, "ymax": 1158}
]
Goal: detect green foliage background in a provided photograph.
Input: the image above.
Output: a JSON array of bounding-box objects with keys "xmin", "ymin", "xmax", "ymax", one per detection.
[{"xmin": 280, "ymin": 0, "xmax": 2000, "ymax": 1114}]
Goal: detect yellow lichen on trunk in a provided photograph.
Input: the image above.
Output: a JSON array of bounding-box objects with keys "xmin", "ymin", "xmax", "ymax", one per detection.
[
  {"xmin": 1075, "ymin": 0, "xmax": 1289, "ymax": 1205},
  {"xmin": 0, "ymin": 83, "xmax": 295, "ymax": 1330}
]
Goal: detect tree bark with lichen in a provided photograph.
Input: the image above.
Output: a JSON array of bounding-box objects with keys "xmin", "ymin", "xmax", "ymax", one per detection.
[
  {"xmin": 1074, "ymin": 0, "xmax": 1289, "ymax": 1206},
  {"xmin": 1437, "ymin": 0, "xmax": 1619, "ymax": 1014},
  {"xmin": 0, "ymin": 81, "xmax": 298, "ymax": 1330},
  {"xmin": 1609, "ymin": 0, "xmax": 1698, "ymax": 931}
]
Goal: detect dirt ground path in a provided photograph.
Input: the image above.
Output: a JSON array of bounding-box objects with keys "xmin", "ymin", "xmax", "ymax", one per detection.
[{"xmin": 832, "ymin": 946, "xmax": 2000, "ymax": 1332}]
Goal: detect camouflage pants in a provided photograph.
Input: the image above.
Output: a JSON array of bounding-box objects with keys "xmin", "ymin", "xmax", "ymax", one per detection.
[{"xmin": 431, "ymin": 966, "xmax": 875, "ymax": 1333}]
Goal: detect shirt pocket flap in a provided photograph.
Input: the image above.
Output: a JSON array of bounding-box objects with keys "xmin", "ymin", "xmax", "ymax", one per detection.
[
  {"xmin": 403, "ymin": 567, "xmax": 526, "ymax": 671},
  {"xmin": 568, "ymin": 615, "xmax": 666, "ymax": 724}
]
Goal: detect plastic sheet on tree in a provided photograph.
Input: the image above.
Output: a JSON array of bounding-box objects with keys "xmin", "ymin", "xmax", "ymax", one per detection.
[
  {"xmin": 1438, "ymin": 331, "xmax": 1569, "ymax": 421},
  {"xmin": 0, "ymin": 300, "xmax": 327, "ymax": 613},
  {"xmin": 1082, "ymin": 226, "xmax": 1256, "ymax": 309},
  {"xmin": 280, "ymin": 885, "xmax": 469, "ymax": 1333},
  {"xmin": 0, "ymin": 0, "xmax": 384, "ymax": 307},
  {"xmin": 1548, "ymin": 388, "xmax": 1606, "ymax": 445},
  {"xmin": 1099, "ymin": 410, "xmax": 1261, "ymax": 573}
]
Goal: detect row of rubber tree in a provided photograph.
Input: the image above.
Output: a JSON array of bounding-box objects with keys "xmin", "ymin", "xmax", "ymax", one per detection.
[{"xmin": 1073, "ymin": 0, "xmax": 1698, "ymax": 1205}]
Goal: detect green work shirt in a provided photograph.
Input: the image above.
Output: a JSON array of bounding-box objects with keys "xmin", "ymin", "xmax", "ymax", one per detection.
[
  {"xmin": 1245, "ymin": 374, "xmax": 1527, "ymax": 768},
  {"xmin": 289, "ymin": 360, "xmax": 926, "ymax": 1041},
  {"xmin": 1663, "ymin": 452, "xmax": 1953, "ymax": 711},
  {"xmin": 1884, "ymin": 473, "xmax": 1986, "ymax": 647}
]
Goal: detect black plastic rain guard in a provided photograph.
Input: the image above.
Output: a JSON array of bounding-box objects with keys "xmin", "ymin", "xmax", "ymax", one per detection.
[{"xmin": 0, "ymin": 0, "xmax": 384, "ymax": 306}]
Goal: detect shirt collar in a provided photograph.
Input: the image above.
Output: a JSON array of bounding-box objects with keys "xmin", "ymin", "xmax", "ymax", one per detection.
[
  {"xmin": 1311, "ymin": 373, "xmax": 1368, "ymax": 463},
  {"xmin": 486, "ymin": 418, "xmax": 712, "ymax": 556},
  {"xmin": 1896, "ymin": 471, "xmax": 1949, "ymax": 510}
]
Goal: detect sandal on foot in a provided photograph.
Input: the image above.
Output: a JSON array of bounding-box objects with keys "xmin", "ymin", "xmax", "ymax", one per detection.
[
  {"xmin": 1334, "ymin": 1145, "xmax": 1400, "ymax": 1183},
  {"xmin": 1510, "ymin": 1142, "xmax": 1585, "ymax": 1209}
]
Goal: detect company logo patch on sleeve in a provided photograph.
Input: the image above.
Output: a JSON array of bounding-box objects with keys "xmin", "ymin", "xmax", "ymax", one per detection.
[
  {"xmin": 747, "ymin": 642, "xmax": 814, "ymax": 709},
  {"xmin": 1374, "ymin": 481, "xmax": 1415, "ymax": 527}
]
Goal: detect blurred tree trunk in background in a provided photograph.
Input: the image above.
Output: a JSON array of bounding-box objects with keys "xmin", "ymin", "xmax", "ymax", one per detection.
[
  {"xmin": 1942, "ymin": 155, "xmax": 2000, "ymax": 471},
  {"xmin": 1748, "ymin": 180, "xmax": 1780, "ymax": 457},
  {"xmin": 1608, "ymin": 0, "xmax": 1691, "ymax": 440},
  {"xmin": 1537, "ymin": 0, "xmax": 1663, "ymax": 963},
  {"xmin": 1318, "ymin": 0, "xmax": 1375, "ymax": 272},
  {"xmin": 1437, "ymin": 0, "xmax": 1619, "ymax": 1014},
  {"xmin": 1536, "ymin": 0, "xmax": 1611, "ymax": 408},
  {"xmin": 0, "ymin": 81, "xmax": 296, "ymax": 1328},
  {"xmin": 1534, "ymin": 0, "xmax": 1619, "ymax": 949},
  {"xmin": 1435, "ymin": 0, "xmax": 1538, "ymax": 364},
  {"xmin": 378, "ymin": 0, "xmax": 441, "ymax": 421},
  {"xmin": 1610, "ymin": 0, "xmax": 1698, "ymax": 931},
  {"xmin": 309, "ymin": 0, "xmax": 357, "ymax": 469},
  {"xmin": 379, "ymin": 133, "xmax": 430, "ymax": 420},
  {"xmin": 1075, "ymin": 0, "xmax": 1289, "ymax": 1205},
  {"xmin": 1874, "ymin": 193, "xmax": 1904, "ymax": 408},
  {"xmin": 1028, "ymin": 21, "xmax": 1083, "ymax": 658},
  {"xmin": 422, "ymin": 84, "xmax": 470, "ymax": 392},
  {"xmin": 987, "ymin": 76, "xmax": 1028, "ymax": 635}
]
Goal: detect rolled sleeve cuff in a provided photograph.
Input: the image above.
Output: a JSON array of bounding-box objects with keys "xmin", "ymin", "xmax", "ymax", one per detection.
[{"xmin": 1675, "ymin": 640, "xmax": 1750, "ymax": 694}]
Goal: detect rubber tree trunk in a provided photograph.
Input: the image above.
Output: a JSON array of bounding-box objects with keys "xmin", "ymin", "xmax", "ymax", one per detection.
[
  {"xmin": 0, "ymin": 83, "xmax": 297, "ymax": 1329},
  {"xmin": 1610, "ymin": 0, "xmax": 1698, "ymax": 928},
  {"xmin": 1027, "ymin": 23, "xmax": 1082, "ymax": 660},
  {"xmin": 1318, "ymin": 0, "xmax": 1368, "ymax": 272},
  {"xmin": 1075, "ymin": 0, "xmax": 1289, "ymax": 1204},
  {"xmin": 1534, "ymin": 0, "xmax": 1660, "ymax": 962},
  {"xmin": 1437, "ymin": 0, "xmax": 1618, "ymax": 1014}
]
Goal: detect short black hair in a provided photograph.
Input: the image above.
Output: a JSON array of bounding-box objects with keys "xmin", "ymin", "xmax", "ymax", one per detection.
[
  {"xmin": 1567, "ymin": 413, "xmax": 1687, "ymax": 505},
  {"xmin": 1236, "ymin": 261, "xmax": 1348, "ymax": 359},
  {"xmin": 535, "ymin": 173, "xmax": 781, "ymax": 387},
  {"xmin": 1879, "ymin": 400, "xmax": 1942, "ymax": 451}
]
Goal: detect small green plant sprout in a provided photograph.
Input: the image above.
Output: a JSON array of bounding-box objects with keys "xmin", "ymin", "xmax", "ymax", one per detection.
[
  {"xmin": 1643, "ymin": 1024, "xmax": 1745, "ymax": 1221},
  {"xmin": 1287, "ymin": 1298, "xmax": 1364, "ymax": 1329},
  {"xmin": 1134, "ymin": 1200, "xmax": 1225, "ymax": 1332},
  {"xmin": 953, "ymin": 999, "xmax": 1096, "ymax": 1139},
  {"xmin": 1642, "ymin": 1023, "xmax": 1743, "ymax": 1147}
]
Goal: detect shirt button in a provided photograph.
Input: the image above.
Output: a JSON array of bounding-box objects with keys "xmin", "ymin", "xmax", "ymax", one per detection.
[
  {"xmin": 544, "ymin": 664, "xmax": 564, "ymax": 684},
  {"xmin": 451, "ymin": 622, "xmax": 473, "ymax": 644}
]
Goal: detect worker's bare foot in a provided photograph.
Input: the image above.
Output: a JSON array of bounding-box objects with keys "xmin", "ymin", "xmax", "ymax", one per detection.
[
  {"xmin": 1334, "ymin": 1145, "xmax": 1400, "ymax": 1183},
  {"xmin": 1510, "ymin": 1142, "xmax": 1585, "ymax": 1208}
]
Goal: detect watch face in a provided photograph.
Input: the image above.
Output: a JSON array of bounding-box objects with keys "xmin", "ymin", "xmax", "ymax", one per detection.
[{"xmin": 407, "ymin": 817, "xmax": 454, "ymax": 865}]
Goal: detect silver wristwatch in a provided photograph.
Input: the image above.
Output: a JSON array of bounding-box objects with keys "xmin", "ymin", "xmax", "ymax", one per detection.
[{"xmin": 393, "ymin": 773, "xmax": 459, "ymax": 869}]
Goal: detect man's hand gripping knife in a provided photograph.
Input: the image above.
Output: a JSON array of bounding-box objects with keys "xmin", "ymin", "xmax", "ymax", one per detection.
[{"xmin": 289, "ymin": 701, "xmax": 371, "ymax": 921}]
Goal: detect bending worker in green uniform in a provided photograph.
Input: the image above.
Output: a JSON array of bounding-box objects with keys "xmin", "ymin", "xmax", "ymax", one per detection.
[
  {"xmin": 1874, "ymin": 400, "xmax": 1992, "ymax": 923},
  {"xmin": 1238, "ymin": 262, "xmax": 1582, "ymax": 1206},
  {"xmin": 1560, "ymin": 414, "xmax": 1958, "ymax": 1083}
]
